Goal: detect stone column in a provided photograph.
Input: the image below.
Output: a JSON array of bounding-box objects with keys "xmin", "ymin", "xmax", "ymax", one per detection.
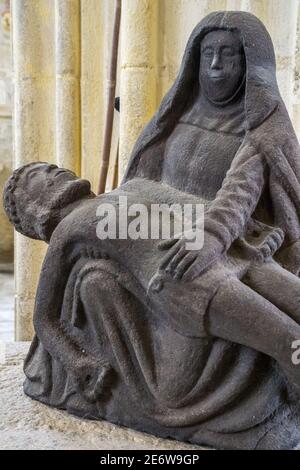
[
  {"xmin": 81, "ymin": 0, "xmax": 120, "ymax": 193},
  {"xmin": 241, "ymin": 0, "xmax": 298, "ymax": 118},
  {"xmin": 293, "ymin": 4, "xmax": 300, "ymax": 136},
  {"xmin": 12, "ymin": 0, "xmax": 55, "ymax": 340},
  {"xmin": 80, "ymin": 0, "xmax": 105, "ymax": 192},
  {"xmin": 11, "ymin": 0, "xmax": 86, "ymax": 340},
  {"xmin": 55, "ymin": 0, "xmax": 81, "ymax": 174},
  {"xmin": 0, "ymin": 0, "xmax": 13, "ymax": 266},
  {"xmin": 119, "ymin": 0, "xmax": 158, "ymax": 178}
]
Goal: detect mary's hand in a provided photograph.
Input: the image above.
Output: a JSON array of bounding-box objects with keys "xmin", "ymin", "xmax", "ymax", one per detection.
[{"xmin": 158, "ymin": 232, "xmax": 224, "ymax": 281}]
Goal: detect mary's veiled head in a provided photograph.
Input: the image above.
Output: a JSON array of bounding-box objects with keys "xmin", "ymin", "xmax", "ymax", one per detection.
[{"xmin": 124, "ymin": 11, "xmax": 286, "ymax": 183}]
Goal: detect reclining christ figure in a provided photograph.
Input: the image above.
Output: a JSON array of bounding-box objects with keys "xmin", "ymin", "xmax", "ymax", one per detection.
[{"xmin": 3, "ymin": 11, "xmax": 300, "ymax": 449}]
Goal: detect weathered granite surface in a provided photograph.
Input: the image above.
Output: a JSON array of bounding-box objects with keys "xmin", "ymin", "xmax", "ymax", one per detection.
[{"xmin": 0, "ymin": 343, "xmax": 202, "ymax": 450}]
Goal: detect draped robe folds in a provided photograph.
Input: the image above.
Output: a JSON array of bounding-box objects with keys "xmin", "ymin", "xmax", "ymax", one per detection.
[{"xmin": 24, "ymin": 11, "xmax": 300, "ymax": 450}]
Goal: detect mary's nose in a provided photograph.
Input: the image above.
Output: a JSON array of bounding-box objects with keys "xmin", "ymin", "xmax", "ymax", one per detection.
[{"xmin": 211, "ymin": 53, "xmax": 222, "ymax": 69}]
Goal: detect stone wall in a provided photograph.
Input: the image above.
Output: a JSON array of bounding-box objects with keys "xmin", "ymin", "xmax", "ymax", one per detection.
[{"xmin": 0, "ymin": 0, "xmax": 12, "ymax": 264}]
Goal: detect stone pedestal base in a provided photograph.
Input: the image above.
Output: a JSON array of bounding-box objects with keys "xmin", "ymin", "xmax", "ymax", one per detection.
[{"xmin": 0, "ymin": 342, "xmax": 202, "ymax": 450}]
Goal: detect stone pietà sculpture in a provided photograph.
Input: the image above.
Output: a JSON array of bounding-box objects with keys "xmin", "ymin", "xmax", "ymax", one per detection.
[{"xmin": 3, "ymin": 11, "xmax": 300, "ymax": 449}]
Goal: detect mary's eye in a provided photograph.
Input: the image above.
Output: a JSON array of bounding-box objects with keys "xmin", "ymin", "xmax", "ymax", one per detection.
[
  {"xmin": 202, "ymin": 48, "xmax": 213, "ymax": 58},
  {"xmin": 221, "ymin": 47, "xmax": 234, "ymax": 57}
]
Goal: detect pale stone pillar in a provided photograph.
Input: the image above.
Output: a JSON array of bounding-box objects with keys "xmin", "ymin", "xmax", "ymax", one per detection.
[
  {"xmin": 12, "ymin": 0, "xmax": 56, "ymax": 340},
  {"xmin": 226, "ymin": 0, "xmax": 242, "ymax": 9},
  {"xmin": 241, "ymin": 0, "xmax": 298, "ymax": 118},
  {"xmin": 293, "ymin": 4, "xmax": 300, "ymax": 136},
  {"xmin": 81, "ymin": 0, "xmax": 119, "ymax": 192},
  {"xmin": 81, "ymin": 0, "xmax": 105, "ymax": 192},
  {"xmin": 119, "ymin": 0, "xmax": 158, "ymax": 178},
  {"xmin": 271, "ymin": 0, "xmax": 298, "ymax": 119},
  {"xmin": 55, "ymin": 0, "xmax": 81, "ymax": 174},
  {"xmin": 0, "ymin": 0, "xmax": 13, "ymax": 265}
]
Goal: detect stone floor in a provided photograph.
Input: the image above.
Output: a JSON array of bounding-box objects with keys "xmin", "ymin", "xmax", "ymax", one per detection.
[
  {"xmin": 0, "ymin": 342, "xmax": 202, "ymax": 450},
  {"xmin": 0, "ymin": 271, "xmax": 14, "ymax": 342}
]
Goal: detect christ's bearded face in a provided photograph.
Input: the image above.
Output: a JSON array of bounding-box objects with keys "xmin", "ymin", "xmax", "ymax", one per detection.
[
  {"xmin": 23, "ymin": 163, "xmax": 90, "ymax": 210},
  {"xmin": 5, "ymin": 163, "xmax": 92, "ymax": 242},
  {"xmin": 199, "ymin": 29, "xmax": 245, "ymax": 105}
]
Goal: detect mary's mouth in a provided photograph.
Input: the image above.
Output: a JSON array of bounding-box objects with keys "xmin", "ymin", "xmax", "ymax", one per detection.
[{"xmin": 209, "ymin": 75, "xmax": 226, "ymax": 81}]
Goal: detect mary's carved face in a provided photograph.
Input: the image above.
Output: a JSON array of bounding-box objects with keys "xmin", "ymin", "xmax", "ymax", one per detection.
[{"xmin": 199, "ymin": 29, "xmax": 245, "ymax": 105}]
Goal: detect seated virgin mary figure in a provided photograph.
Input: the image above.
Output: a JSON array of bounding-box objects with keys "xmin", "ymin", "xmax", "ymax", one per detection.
[{"xmin": 4, "ymin": 11, "xmax": 300, "ymax": 449}]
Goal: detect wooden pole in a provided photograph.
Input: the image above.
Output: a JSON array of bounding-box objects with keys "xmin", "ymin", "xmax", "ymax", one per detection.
[
  {"xmin": 112, "ymin": 141, "xmax": 119, "ymax": 189},
  {"xmin": 98, "ymin": 0, "xmax": 121, "ymax": 194}
]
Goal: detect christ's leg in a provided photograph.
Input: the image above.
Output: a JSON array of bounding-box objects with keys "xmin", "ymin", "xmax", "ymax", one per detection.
[
  {"xmin": 208, "ymin": 278, "xmax": 300, "ymax": 394},
  {"xmin": 243, "ymin": 260, "xmax": 300, "ymax": 325}
]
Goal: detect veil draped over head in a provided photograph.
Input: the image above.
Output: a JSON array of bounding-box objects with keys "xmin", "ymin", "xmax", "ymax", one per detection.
[{"xmin": 123, "ymin": 11, "xmax": 300, "ymax": 246}]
